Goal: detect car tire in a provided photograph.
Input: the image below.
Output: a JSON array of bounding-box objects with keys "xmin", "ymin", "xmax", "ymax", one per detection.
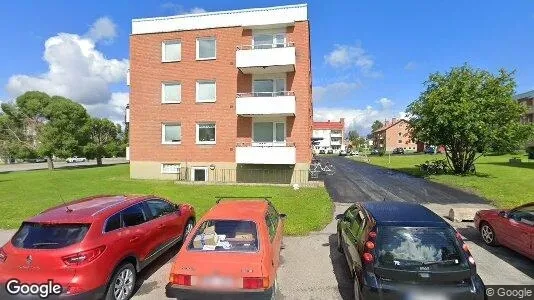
[
  {"xmin": 353, "ymin": 275, "xmax": 362, "ymax": 300},
  {"xmin": 480, "ymin": 222, "xmax": 498, "ymax": 246},
  {"xmin": 105, "ymin": 262, "xmax": 136, "ymax": 300},
  {"xmin": 337, "ymin": 230, "xmax": 344, "ymax": 253}
]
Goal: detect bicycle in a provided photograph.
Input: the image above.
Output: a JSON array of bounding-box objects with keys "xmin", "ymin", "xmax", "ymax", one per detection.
[{"xmin": 310, "ymin": 159, "xmax": 336, "ymax": 176}]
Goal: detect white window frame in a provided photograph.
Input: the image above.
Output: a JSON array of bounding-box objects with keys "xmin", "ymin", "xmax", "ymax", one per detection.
[
  {"xmin": 251, "ymin": 119, "xmax": 286, "ymax": 146},
  {"xmin": 196, "ymin": 122, "xmax": 216, "ymax": 145},
  {"xmin": 161, "ymin": 82, "xmax": 181, "ymax": 104},
  {"xmin": 162, "ymin": 40, "xmax": 181, "ymax": 62},
  {"xmin": 161, "ymin": 163, "xmax": 180, "ymax": 174},
  {"xmin": 191, "ymin": 167, "xmax": 209, "ymax": 182},
  {"xmin": 196, "ymin": 37, "xmax": 216, "ymax": 60},
  {"xmin": 161, "ymin": 123, "xmax": 181, "ymax": 145},
  {"xmin": 252, "ymin": 29, "xmax": 287, "ymax": 49},
  {"xmin": 196, "ymin": 80, "xmax": 216, "ymax": 103}
]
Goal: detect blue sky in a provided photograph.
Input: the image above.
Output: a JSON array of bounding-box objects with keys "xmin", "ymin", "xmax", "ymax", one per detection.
[{"xmin": 1, "ymin": 0, "xmax": 533, "ymax": 132}]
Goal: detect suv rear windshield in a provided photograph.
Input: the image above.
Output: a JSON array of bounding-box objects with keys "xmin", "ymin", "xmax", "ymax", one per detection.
[
  {"xmin": 188, "ymin": 220, "xmax": 258, "ymax": 252},
  {"xmin": 376, "ymin": 226, "xmax": 467, "ymax": 270},
  {"xmin": 12, "ymin": 222, "xmax": 90, "ymax": 249}
]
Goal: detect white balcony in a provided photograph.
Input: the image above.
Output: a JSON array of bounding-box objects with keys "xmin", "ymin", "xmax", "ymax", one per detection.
[
  {"xmin": 236, "ymin": 144, "xmax": 296, "ymax": 164},
  {"xmin": 236, "ymin": 43, "xmax": 296, "ymax": 74},
  {"xmin": 331, "ymin": 140, "xmax": 342, "ymax": 146},
  {"xmin": 236, "ymin": 92, "xmax": 295, "ymax": 116},
  {"xmin": 126, "ymin": 69, "xmax": 130, "ymax": 86},
  {"xmin": 330, "ymin": 132, "xmax": 342, "ymax": 138}
]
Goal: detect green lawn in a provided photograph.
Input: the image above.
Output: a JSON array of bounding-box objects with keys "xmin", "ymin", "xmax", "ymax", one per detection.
[
  {"xmin": 357, "ymin": 153, "xmax": 533, "ymax": 208},
  {"xmin": 0, "ymin": 164, "xmax": 333, "ymax": 235}
]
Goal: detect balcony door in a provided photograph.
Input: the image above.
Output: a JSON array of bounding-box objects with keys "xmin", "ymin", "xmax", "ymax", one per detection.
[
  {"xmin": 253, "ymin": 78, "xmax": 286, "ymax": 97},
  {"xmin": 252, "ymin": 120, "xmax": 286, "ymax": 147}
]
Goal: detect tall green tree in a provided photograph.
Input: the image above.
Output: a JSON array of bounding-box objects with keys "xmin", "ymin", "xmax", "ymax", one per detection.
[
  {"xmin": 0, "ymin": 92, "xmax": 90, "ymax": 169},
  {"xmin": 347, "ymin": 130, "xmax": 366, "ymax": 149},
  {"xmin": 83, "ymin": 118, "xmax": 121, "ymax": 165},
  {"xmin": 371, "ymin": 120, "xmax": 383, "ymax": 132},
  {"xmin": 407, "ymin": 65, "xmax": 533, "ymax": 174}
]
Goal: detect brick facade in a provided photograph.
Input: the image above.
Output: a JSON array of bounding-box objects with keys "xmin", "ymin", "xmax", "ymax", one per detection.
[
  {"xmin": 372, "ymin": 119, "xmax": 418, "ymax": 152},
  {"xmin": 129, "ymin": 7, "xmax": 312, "ymax": 183}
]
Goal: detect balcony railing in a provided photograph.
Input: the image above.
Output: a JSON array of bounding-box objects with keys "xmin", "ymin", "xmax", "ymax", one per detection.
[
  {"xmin": 236, "ymin": 43, "xmax": 296, "ymax": 74},
  {"xmin": 236, "ymin": 91, "xmax": 296, "ymax": 116},
  {"xmin": 235, "ymin": 142, "xmax": 296, "ymax": 164}
]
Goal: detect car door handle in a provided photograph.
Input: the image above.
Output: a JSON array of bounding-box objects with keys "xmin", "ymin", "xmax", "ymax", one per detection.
[{"xmin": 130, "ymin": 236, "xmax": 140, "ymax": 243}]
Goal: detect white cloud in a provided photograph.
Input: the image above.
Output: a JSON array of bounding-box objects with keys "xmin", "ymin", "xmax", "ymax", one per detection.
[
  {"xmin": 161, "ymin": 3, "xmax": 206, "ymax": 14},
  {"xmin": 313, "ymin": 81, "xmax": 362, "ymax": 103},
  {"xmin": 85, "ymin": 92, "xmax": 128, "ymax": 124},
  {"xmin": 404, "ymin": 61, "xmax": 417, "ymax": 71},
  {"xmin": 314, "ymin": 98, "xmax": 405, "ymax": 133},
  {"xmin": 324, "ymin": 43, "xmax": 381, "ymax": 78},
  {"xmin": 86, "ymin": 17, "xmax": 117, "ymax": 43},
  {"xmin": 4, "ymin": 17, "xmax": 128, "ymax": 123}
]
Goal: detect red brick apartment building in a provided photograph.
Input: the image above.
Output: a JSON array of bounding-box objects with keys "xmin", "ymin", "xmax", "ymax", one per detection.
[
  {"xmin": 128, "ymin": 4, "xmax": 313, "ymax": 183},
  {"xmin": 515, "ymin": 90, "xmax": 534, "ymax": 124},
  {"xmin": 371, "ymin": 118, "xmax": 418, "ymax": 152}
]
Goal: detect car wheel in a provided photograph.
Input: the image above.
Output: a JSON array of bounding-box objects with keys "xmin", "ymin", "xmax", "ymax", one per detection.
[
  {"xmin": 353, "ymin": 275, "xmax": 362, "ymax": 300},
  {"xmin": 182, "ymin": 219, "xmax": 195, "ymax": 240},
  {"xmin": 105, "ymin": 262, "xmax": 136, "ymax": 300},
  {"xmin": 337, "ymin": 230, "xmax": 344, "ymax": 253},
  {"xmin": 480, "ymin": 222, "xmax": 498, "ymax": 246}
]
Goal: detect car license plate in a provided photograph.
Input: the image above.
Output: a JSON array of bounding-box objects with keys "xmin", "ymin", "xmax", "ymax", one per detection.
[
  {"xmin": 406, "ymin": 292, "xmax": 450, "ymax": 300},
  {"xmin": 202, "ymin": 276, "xmax": 234, "ymax": 288}
]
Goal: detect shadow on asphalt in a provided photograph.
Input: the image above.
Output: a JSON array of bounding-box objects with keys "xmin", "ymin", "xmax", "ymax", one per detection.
[
  {"xmin": 457, "ymin": 225, "xmax": 534, "ymax": 279},
  {"xmin": 327, "ymin": 234, "xmax": 355, "ymax": 300},
  {"xmin": 132, "ymin": 242, "xmax": 181, "ymax": 296}
]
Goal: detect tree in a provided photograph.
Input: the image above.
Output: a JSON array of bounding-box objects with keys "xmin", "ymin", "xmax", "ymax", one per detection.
[
  {"xmin": 0, "ymin": 92, "xmax": 90, "ymax": 169},
  {"xmin": 407, "ymin": 65, "xmax": 533, "ymax": 174},
  {"xmin": 371, "ymin": 120, "xmax": 384, "ymax": 132},
  {"xmin": 347, "ymin": 130, "xmax": 366, "ymax": 149},
  {"xmin": 83, "ymin": 118, "xmax": 121, "ymax": 165}
]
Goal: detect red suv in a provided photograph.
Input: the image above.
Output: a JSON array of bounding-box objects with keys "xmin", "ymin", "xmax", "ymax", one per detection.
[{"xmin": 0, "ymin": 195, "xmax": 195, "ymax": 300}]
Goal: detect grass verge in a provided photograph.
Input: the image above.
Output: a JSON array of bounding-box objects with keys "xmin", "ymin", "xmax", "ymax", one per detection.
[{"xmin": 0, "ymin": 164, "xmax": 333, "ymax": 235}]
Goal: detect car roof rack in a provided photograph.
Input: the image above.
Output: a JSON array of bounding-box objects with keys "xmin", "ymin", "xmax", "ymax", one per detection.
[{"xmin": 215, "ymin": 196, "xmax": 272, "ymax": 204}]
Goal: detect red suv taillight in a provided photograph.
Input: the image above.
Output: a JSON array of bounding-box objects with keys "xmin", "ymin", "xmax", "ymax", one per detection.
[
  {"xmin": 62, "ymin": 245, "xmax": 106, "ymax": 266},
  {"xmin": 362, "ymin": 230, "xmax": 377, "ymax": 264},
  {"xmin": 170, "ymin": 274, "xmax": 191, "ymax": 286},
  {"xmin": 243, "ymin": 277, "xmax": 268, "ymax": 289},
  {"xmin": 0, "ymin": 247, "xmax": 7, "ymax": 263}
]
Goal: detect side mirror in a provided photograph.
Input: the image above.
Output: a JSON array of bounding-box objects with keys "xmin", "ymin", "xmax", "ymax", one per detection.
[
  {"xmin": 498, "ymin": 211, "xmax": 507, "ymax": 218},
  {"xmin": 175, "ymin": 204, "xmax": 182, "ymax": 215},
  {"xmin": 279, "ymin": 213, "xmax": 287, "ymax": 219},
  {"xmin": 335, "ymin": 213, "xmax": 344, "ymax": 220}
]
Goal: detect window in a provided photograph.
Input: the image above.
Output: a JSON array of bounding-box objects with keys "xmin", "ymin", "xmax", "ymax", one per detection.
[
  {"xmin": 12, "ymin": 223, "xmax": 90, "ymax": 249},
  {"xmin": 188, "ymin": 220, "xmax": 258, "ymax": 252},
  {"xmin": 146, "ymin": 199, "xmax": 176, "ymax": 219},
  {"xmin": 162, "ymin": 41, "xmax": 181, "ymax": 62},
  {"xmin": 162, "ymin": 124, "xmax": 181, "ymax": 144},
  {"xmin": 196, "ymin": 123, "xmax": 216, "ymax": 144},
  {"xmin": 398, "ymin": 140, "xmax": 402, "ymax": 143},
  {"xmin": 253, "ymin": 122, "xmax": 285, "ymax": 144},
  {"xmin": 105, "ymin": 213, "xmax": 122, "ymax": 232},
  {"xmin": 121, "ymin": 204, "xmax": 147, "ymax": 227},
  {"xmin": 508, "ymin": 205, "xmax": 534, "ymax": 225},
  {"xmin": 162, "ymin": 82, "xmax": 181, "ymax": 103},
  {"xmin": 252, "ymin": 33, "xmax": 286, "ymax": 49},
  {"xmin": 196, "ymin": 37, "xmax": 216, "ymax": 60},
  {"xmin": 252, "ymin": 79, "xmax": 286, "ymax": 96},
  {"xmin": 192, "ymin": 167, "xmax": 208, "ymax": 181},
  {"xmin": 196, "ymin": 80, "xmax": 216, "ymax": 102},
  {"xmin": 161, "ymin": 163, "xmax": 180, "ymax": 174}
]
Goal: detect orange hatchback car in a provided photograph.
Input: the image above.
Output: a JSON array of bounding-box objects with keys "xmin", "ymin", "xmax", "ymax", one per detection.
[{"xmin": 166, "ymin": 198, "xmax": 285, "ymax": 300}]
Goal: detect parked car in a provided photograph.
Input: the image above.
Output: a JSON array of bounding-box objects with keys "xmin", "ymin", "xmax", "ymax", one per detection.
[
  {"xmin": 0, "ymin": 195, "xmax": 195, "ymax": 300},
  {"xmin": 66, "ymin": 156, "xmax": 87, "ymax": 163},
  {"xmin": 319, "ymin": 149, "xmax": 326, "ymax": 154},
  {"xmin": 336, "ymin": 201, "xmax": 485, "ymax": 300},
  {"xmin": 24, "ymin": 158, "xmax": 47, "ymax": 163},
  {"xmin": 475, "ymin": 202, "xmax": 533, "ymax": 260},
  {"xmin": 371, "ymin": 149, "xmax": 380, "ymax": 155},
  {"xmin": 166, "ymin": 198, "xmax": 286, "ymax": 300},
  {"xmin": 392, "ymin": 147, "xmax": 405, "ymax": 154},
  {"xmin": 424, "ymin": 146, "xmax": 436, "ymax": 154},
  {"xmin": 327, "ymin": 149, "xmax": 334, "ymax": 154},
  {"xmin": 339, "ymin": 150, "xmax": 347, "ymax": 156}
]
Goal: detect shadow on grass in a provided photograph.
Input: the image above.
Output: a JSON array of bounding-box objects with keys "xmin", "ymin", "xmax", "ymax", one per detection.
[
  {"xmin": 457, "ymin": 225, "xmax": 534, "ymax": 279},
  {"xmin": 327, "ymin": 234, "xmax": 354, "ymax": 300},
  {"xmin": 481, "ymin": 162, "xmax": 534, "ymax": 170},
  {"xmin": 384, "ymin": 167, "xmax": 494, "ymax": 179}
]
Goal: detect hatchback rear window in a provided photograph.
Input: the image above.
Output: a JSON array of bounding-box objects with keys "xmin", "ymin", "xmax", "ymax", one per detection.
[
  {"xmin": 188, "ymin": 220, "xmax": 259, "ymax": 252},
  {"xmin": 376, "ymin": 226, "xmax": 467, "ymax": 270},
  {"xmin": 12, "ymin": 222, "xmax": 90, "ymax": 249}
]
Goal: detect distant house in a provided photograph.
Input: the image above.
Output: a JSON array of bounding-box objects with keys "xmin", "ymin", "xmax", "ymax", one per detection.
[
  {"xmin": 514, "ymin": 90, "xmax": 534, "ymax": 124},
  {"xmin": 312, "ymin": 119, "xmax": 345, "ymax": 153},
  {"xmin": 371, "ymin": 118, "xmax": 417, "ymax": 152}
]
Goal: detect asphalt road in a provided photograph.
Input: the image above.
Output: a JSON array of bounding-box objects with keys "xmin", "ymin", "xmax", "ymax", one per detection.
[{"xmin": 0, "ymin": 158, "xmax": 128, "ymax": 173}]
